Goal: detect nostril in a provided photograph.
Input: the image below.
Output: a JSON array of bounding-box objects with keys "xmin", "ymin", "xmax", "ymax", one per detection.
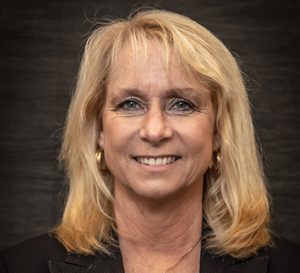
[{"xmin": 139, "ymin": 113, "xmax": 173, "ymax": 143}]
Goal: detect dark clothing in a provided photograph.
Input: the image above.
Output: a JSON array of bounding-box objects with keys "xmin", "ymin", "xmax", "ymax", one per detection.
[{"xmin": 0, "ymin": 233, "xmax": 299, "ymax": 273}]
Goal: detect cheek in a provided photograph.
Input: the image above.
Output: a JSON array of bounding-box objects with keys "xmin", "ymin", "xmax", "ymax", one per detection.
[
  {"xmin": 176, "ymin": 118, "xmax": 214, "ymax": 148},
  {"xmin": 101, "ymin": 115, "xmax": 137, "ymax": 152}
]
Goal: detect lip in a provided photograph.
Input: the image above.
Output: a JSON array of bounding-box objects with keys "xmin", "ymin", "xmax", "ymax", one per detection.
[{"xmin": 132, "ymin": 155, "xmax": 180, "ymax": 169}]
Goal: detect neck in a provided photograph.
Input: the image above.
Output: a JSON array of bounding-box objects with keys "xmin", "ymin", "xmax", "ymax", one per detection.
[{"xmin": 114, "ymin": 181, "xmax": 203, "ymax": 273}]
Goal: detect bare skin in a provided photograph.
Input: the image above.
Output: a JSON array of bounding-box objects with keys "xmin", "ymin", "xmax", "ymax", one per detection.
[
  {"xmin": 114, "ymin": 179, "xmax": 203, "ymax": 273},
  {"xmin": 100, "ymin": 41, "xmax": 216, "ymax": 273}
]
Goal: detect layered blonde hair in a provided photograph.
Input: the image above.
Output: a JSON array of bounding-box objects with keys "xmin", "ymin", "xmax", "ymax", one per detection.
[{"xmin": 55, "ymin": 9, "xmax": 270, "ymax": 259}]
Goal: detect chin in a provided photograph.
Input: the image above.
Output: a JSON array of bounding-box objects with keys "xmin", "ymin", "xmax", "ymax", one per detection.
[{"xmin": 129, "ymin": 181, "xmax": 188, "ymax": 203}]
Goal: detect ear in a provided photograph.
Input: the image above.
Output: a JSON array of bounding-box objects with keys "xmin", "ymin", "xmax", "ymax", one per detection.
[
  {"xmin": 213, "ymin": 134, "xmax": 220, "ymax": 151},
  {"xmin": 98, "ymin": 130, "xmax": 104, "ymax": 148}
]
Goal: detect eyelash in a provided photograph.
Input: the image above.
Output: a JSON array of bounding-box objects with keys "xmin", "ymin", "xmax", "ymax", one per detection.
[
  {"xmin": 168, "ymin": 98, "xmax": 195, "ymax": 113},
  {"xmin": 117, "ymin": 98, "xmax": 143, "ymax": 111},
  {"xmin": 116, "ymin": 97, "xmax": 196, "ymax": 113}
]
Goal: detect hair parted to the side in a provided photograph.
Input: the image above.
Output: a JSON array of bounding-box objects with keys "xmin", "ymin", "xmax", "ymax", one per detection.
[{"xmin": 55, "ymin": 8, "xmax": 270, "ymax": 258}]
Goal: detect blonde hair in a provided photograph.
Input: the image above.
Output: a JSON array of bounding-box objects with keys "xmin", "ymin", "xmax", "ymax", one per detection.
[{"xmin": 55, "ymin": 9, "xmax": 270, "ymax": 258}]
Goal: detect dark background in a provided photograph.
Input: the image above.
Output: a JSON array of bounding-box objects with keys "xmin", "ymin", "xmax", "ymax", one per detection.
[{"xmin": 0, "ymin": 0, "xmax": 299, "ymax": 250}]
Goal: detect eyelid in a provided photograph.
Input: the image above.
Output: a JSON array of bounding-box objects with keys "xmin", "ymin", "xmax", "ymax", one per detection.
[
  {"xmin": 114, "ymin": 96, "xmax": 197, "ymax": 114},
  {"xmin": 116, "ymin": 97, "xmax": 145, "ymax": 111},
  {"xmin": 167, "ymin": 97, "xmax": 195, "ymax": 111}
]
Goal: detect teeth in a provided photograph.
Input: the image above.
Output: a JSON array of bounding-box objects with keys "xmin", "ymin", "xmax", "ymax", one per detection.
[{"xmin": 136, "ymin": 157, "xmax": 177, "ymax": 166}]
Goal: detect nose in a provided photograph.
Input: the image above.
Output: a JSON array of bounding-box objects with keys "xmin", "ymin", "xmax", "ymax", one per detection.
[{"xmin": 139, "ymin": 105, "xmax": 173, "ymax": 144}]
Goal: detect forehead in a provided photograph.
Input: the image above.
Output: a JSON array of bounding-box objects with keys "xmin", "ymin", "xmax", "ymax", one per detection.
[
  {"xmin": 108, "ymin": 41, "xmax": 210, "ymax": 95},
  {"xmin": 109, "ymin": 41, "xmax": 175, "ymax": 77}
]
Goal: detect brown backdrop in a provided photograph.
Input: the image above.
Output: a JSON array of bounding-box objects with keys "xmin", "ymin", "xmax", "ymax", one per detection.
[{"xmin": 0, "ymin": 0, "xmax": 299, "ymax": 249}]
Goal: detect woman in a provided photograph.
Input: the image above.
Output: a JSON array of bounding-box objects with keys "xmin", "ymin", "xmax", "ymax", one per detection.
[{"xmin": 1, "ymin": 9, "xmax": 299, "ymax": 273}]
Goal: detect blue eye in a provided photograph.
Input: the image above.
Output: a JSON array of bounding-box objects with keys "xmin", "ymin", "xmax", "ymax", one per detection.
[
  {"xmin": 169, "ymin": 99, "xmax": 194, "ymax": 113},
  {"xmin": 118, "ymin": 99, "xmax": 142, "ymax": 111},
  {"xmin": 174, "ymin": 100, "xmax": 192, "ymax": 110}
]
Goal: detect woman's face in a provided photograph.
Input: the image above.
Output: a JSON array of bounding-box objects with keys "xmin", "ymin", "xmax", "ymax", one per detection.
[{"xmin": 99, "ymin": 42, "xmax": 216, "ymax": 201}]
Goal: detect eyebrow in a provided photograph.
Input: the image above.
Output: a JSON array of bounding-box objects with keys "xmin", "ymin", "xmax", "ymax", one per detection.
[
  {"xmin": 164, "ymin": 88, "xmax": 204, "ymax": 99},
  {"xmin": 109, "ymin": 88, "xmax": 143, "ymax": 105},
  {"xmin": 109, "ymin": 87, "xmax": 209, "ymax": 104}
]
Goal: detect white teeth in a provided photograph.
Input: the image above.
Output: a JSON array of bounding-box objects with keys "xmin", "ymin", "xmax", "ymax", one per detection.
[
  {"xmin": 149, "ymin": 158, "xmax": 155, "ymax": 165},
  {"xmin": 162, "ymin": 157, "xmax": 167, "ymax": 165},
  {"xmin": 156, "ymin": 158, "xmax": 162, "ymax": 165},
  {"xmin": 136, "ymin": 157, "xmax": 177, "ymax": 166}
]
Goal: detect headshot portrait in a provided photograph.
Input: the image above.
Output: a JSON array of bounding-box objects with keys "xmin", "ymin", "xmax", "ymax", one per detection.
[{"xmin": 0, "ymin": 1, "xmax": 299, "ymax": 273}]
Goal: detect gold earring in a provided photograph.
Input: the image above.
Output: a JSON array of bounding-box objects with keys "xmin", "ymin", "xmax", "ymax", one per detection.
[
  {"xmin": 96, "ymin": 148, "xmax": 108, "ymax": 173},
  {"xmin": 216, "ymin": 153, "xmax": 221, "ymax": 164},
  {"xmin": 96, "ymin": 149, "xmax": 102, "ymax": 165},
  {"xmin": 214, "ymin": 152, "xmax": 221, "ymax": 171},
  {"xmin": 209, "ymin": 152, "xmax": 221, "ymax": 170}
]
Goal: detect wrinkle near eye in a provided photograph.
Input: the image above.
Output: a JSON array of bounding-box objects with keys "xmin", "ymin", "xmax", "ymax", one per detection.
[{"xmin": 104, "ymin": 87, "xmax": 212, "ymax": 118}]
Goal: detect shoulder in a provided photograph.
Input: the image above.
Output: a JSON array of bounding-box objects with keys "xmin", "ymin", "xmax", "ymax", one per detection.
[
  {"xmin": 201, "ymin": 236, "xmax": 300, "ymax": 273},
  {"xmin": 0, "ymin": 233, "xmax": 67, "ymax": 273},
  {"xmin": 266, "ymin": 236, "xmax": 300, "ymax": 273}
]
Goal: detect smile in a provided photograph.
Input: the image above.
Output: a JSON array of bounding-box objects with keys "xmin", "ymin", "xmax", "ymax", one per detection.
[{"xmin": 134, "ymin": 156, "xmax": 179, "ymax": 166}]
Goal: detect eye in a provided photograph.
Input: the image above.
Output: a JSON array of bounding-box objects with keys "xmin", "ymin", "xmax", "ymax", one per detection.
[
  {"xmin": 168, "ymin": 98, "xmax": 195, "ymax": 113},
  {"xmin": 117, "ymin": 99, "xmax": 143, "ymax": 111}
]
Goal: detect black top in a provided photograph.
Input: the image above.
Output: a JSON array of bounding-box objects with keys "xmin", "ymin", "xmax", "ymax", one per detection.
[{"xmin": 0, "ymin": 233, "xmax": 299, "ymax": 273}]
